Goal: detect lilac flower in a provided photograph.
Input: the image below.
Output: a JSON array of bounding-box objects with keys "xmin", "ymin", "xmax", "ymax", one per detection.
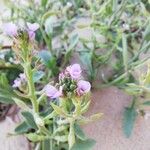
[
  {"xmin": 12, "ymin": 73, "xmax": 26, "ymax": 88},
  {"xmin": 2, "ymin": 23, "xmax": 17, "ymax": 37},
  {"xmin": 66, "ymin": 64, "xmax": 82, "ymax": 79},
  {"xmin": 44, "ymin": 85, "xmax": 62, "ymax": 99},
  {"xmin": 27, "ymin": 22, "xmax": 39, "ymax": 31},
  {"xmin": 13, "ymin": 79, "xmax": 21, "ymax": 88},
  {"xmin": 19, "ymin": 73, "xmax": 26, "ymax": 80},
  {"xmin": 27, "ymin": 22, "xmax": 39, "ymax": 40},
  {"xmin": 77, "ymin": 80, "xmax": 91, "ymax": 96}
]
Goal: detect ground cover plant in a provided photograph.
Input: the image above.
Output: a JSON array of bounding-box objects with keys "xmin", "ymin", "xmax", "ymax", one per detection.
[{"xmin": 0, "ymin": 0, "xmax": 150, "ymax": 149}]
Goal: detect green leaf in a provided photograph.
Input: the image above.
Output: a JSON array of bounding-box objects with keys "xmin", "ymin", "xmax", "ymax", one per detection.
[
  {"xmin": 0, "ymin": 73, "xmax": 9, "ymax": 88},
  {"xmin": 38, "ymin": 50, "xmax": 58, "ymax": 75},
  {"xmin": 63, "ymin": 34, "xmax": 79, "ymax": 65},
  {"xmin": 33, "ymin": 70, "xmax": 44, "ymax": 83},
  {"xmin": 41, "ymin": 11, "xmax": 57, "ymax": 24},
  {"xmin": 21, "ymin": 111, "xmax": 38, "ymax": 130},
  {"xmin": 144, "ymin": 24, "xmax": 150, "ymax": 41},
  {"xmin": 81, "ymin": 101, "xmax": 91, "ymax": 114},
  {"xmin": 44, "ymin": 16, "xmax": 56, "ymax": 35},
  {"xmin": 71, "ymin": 138, "xmax": 96, "ymax": 150},
  {"xmin": 41, "ymin": 0, "xmax": 48, "ymax": 7},
  {"xmin": 0, "ymin": 85, "xmax": 16, "ymax": 104},
  {"xmin": 68, "ymin": 34, "xmax": 79, "ymax": 51},
  {"xmin": 74, "ymin": 124, "xmax": 87, "ymax": 141},
  {"xmin": 123, "ymin": 100, "xmax": 137, "ymax": 138},
  {"xmin": 0, "ymin": 74, "xmax": 16, "ymax": 104},
  {"xmin": 25, "ymin": 133, "xmax": 46, "ymax": 142},
  {"xmin": 78, "ymin": 113, "xmax": 103, "ymax": 125},
  {"xmin": 0, "ymin": 96, "xmax": 14, "ymax": 104},
  {"xmin": 51, "ymin": 103, "xmax": 67, "ymax": 117},
  {"xmin": 15, "ymin": 121, "xmax": 31, "ymax": 134},
  {"xmin": 142, "ymin": 101, "xmax": 150, "ymax": 105},
  {"xmin": 80, "ymin": 51, "xmax": 93, "ymax": 80},
  {"xmin": 38, "ymin": 50, "xmax": 53, "ymax": 67},
  {"xmin": 13, "ymin": 98, "xmax": 30, "ymax": 111}
]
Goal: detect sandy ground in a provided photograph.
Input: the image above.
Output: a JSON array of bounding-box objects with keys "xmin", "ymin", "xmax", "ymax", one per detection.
[
  {"xmin": 84, "ymin": 87, "xmax": 150, "ymax": 150},
  {"xmin": 0, "ymin": 117, "xmax": 29, "ymax": 150}
]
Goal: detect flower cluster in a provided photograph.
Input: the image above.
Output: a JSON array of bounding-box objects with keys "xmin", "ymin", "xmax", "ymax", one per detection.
[
  {"xmin": 44, "ymin": 64, "xmax": 91, "ymax": 99},
  {"xmin": 2, "ymin": 22, "xmax": 39, "ymax": 40}
]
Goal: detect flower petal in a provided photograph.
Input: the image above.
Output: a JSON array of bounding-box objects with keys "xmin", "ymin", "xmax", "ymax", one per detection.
[{"xmin": 27, "ymin": 22, "xmax": 39, "ymax": 31}]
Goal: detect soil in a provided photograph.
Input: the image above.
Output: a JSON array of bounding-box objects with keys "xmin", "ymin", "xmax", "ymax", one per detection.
[
  {"xmin": 83, "ymin": 87, "xmax": 150, "ymax": 150},
  {"xmin": 0, "ymin": 117, "xmax": 30, "ymax": 150}
]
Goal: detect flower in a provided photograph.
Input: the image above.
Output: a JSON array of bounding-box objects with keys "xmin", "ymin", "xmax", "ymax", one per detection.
[
  {"xmin": 77, "ymin": 80, "xmax": 91, "ymax": 95},
  {"xmin": 12, "ymin": 73, "xmax": 26, "ymax": 88},
  {"xmin": 27, "ymin": 22, "xmax": 39, "ymax": 40},
  {"xmin": 44, "ymin": 85, "xmax": 62, "ymax": 99},
  {"xmin": 66, "ymin": 64, "xmax": 82, "ymax": 79},
  {"xmin": 27, "ymin": 22, "xmax": 40, "ymax": 32},
  {"xmin": 2, "ymin": 22, "xmax": 18, "ymax": 37},
  {"xmin": 13, "ymin": 79, "xmax": 21, "ymax": 88},
  {"xmin": 19, "ymin": 73, "xmax": 26, "ymax": 80}
]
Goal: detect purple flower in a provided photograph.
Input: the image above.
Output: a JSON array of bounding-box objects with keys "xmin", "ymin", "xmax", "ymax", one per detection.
[
  {"xmin": 27, "ymin": 22, "xmax": 39, "ymax": 40},
  {"xmin": 27, "ymin": 22, "xmax": 39, "ymax": 31},
  {"xmin": 3, "ymin": 23, "xmax": 17, "ymax": 37},
  {"xmin": 13, "ymin": 79, "xmax": 21, "ymax": 88},
  {"xmin": 77, "ymin": 80, "xmax": 91, "ymax": 95},
  {"xmin": 66, "ymin": 64, "xmax": 82, "ymax": 79},
  {"xmin": 12, "ymin": 73, "xmax": 26, "ymax": 88},
  {"xmin": 19, "ymin": 73, "xmax": 26, "ymax": 80},
  {"xmin": 44, "ymin": 85, "xmax": 62, "ymax": 99}
]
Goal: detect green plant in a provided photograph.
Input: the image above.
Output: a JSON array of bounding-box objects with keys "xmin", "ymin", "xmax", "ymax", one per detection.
[{"xmin": 0, "ymin": 25, "xmax": 102, "ymax": 150}]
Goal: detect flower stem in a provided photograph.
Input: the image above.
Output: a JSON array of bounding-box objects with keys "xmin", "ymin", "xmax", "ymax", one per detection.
[
  {"xmin": 24, "ymin": 62, "xmax": 39, "ymax": 113},
  {"xmin": 68, "ymin": 119, "xmax": 75, "ymax": 150}
]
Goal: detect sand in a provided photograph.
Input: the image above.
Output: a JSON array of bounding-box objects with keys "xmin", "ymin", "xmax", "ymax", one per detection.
[{"xmin": 84, "ymin": 87, "xmax": 150, "ymax": 150}]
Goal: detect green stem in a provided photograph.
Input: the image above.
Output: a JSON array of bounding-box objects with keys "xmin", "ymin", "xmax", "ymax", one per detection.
[
  {"xmin": 68, "ymin": 119, "xmax": 75, "ymax": 150},
  {"xmin": 24, "ymin": 62, "xmax": 39, "ymax": 113}
]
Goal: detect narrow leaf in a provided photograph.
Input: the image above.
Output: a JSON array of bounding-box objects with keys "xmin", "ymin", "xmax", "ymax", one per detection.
[
  {"xmin": 33, "ymin": 70, "xmax": 44, "ymax": 82},
  {"xmin": 21, "ymin": 111, "xmax": 38, "ymax": 130},
  {"xmin": 71, "ymin": 138, "xmax": 96, "ymax": 150},
  {"xmin": 51, "ymin": 103, "xmax": 67, "ymax": 117},
  {"xmin": 123, "ymin": 101, "xmax": 137, "ymax": 138},
  {"xmin": 15, "ymin": 121, "xmax": 31, "ymax": 134},
  {"xmin": 74, "ymin": 124, "xmax": 87, "ymax": 141},
  {"xmin": 25, "ymin": 133, "xmax": 46, "ymax": 142},
  {"xmin": 142, "ymin": 101, "xmax": 150, "ymax": 105}
]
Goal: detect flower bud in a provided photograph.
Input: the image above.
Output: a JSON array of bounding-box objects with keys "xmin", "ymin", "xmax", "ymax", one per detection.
[{"xmin": 34, "ymin": 114, "xmax": 44, "ymax": 127}]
